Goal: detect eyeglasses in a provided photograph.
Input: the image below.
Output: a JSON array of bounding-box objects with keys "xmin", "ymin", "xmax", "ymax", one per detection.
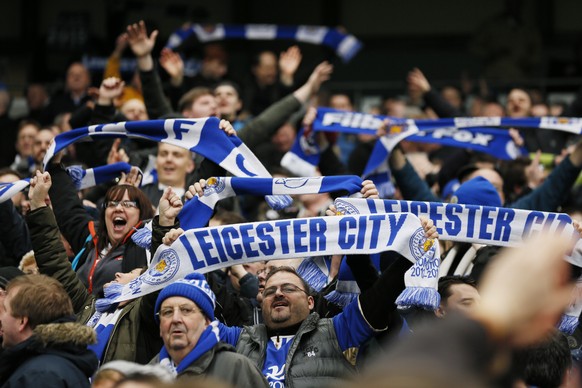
[
  {"xmin": 156, "ymin": 305, "xmax": 199, "ymax": 320},
  {"xmin": 106, "ymin": 200, "xmax": 138, "ymax": 209},
  {"xmin": 263, "ymin": 283, "xmax": 308, "ymax": 298}
]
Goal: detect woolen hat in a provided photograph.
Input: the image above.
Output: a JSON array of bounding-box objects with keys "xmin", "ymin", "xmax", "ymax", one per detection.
[
  {"xmin": 0, "ymin": 266, "xmax": 24, "ymax": 290},
  {"xmin": 155, "ymin": 273, "xmax": 216, "ymax": 321},
  {"xmin": 450, "ymin": 176, "xmax": 502, "ymax": 207}
]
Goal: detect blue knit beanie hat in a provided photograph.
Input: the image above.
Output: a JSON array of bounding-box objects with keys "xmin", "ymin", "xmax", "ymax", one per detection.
[
  {"xmin": 450, "ymin": 176, "xmax": 502, "ymax": 207},
  {"xmin": 155, "ymin": 273, "xmax": 216, "ymax": 321}
]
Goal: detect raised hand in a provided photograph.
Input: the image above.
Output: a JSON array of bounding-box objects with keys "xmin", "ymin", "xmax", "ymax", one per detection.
[
  {"xmin": 279, "ymin": 45, "xmax": 302, "ymax": 86},
  {"xmin": 185, "ymin": 178, "xmax": 207, "ymax": 201},
  {"xmin": 118, "ymin": 166, "xmax": 142, "ymax": 187},
  {"xmin": 158, "ymin": 186, "xmax": 183, "ymax": 226},
  {"xmin": 419, "ymin": 216, "xmax": 438, "ymax": 240},
  {"xmin": 162, "ymin": 227, "xmax": 185, "ymax": 245},
  {"xmin": 126, "ymin": 20, "xmax": 158, "ymax": 71},
  {"xmin": 159, "ymin": 48, "xmax": 184, "ymax": 86},
  {"xmin": 107, "ymin": 139, "xmax": 130, "ymax": 165},
  {"xmin": 360, "ymin": 180, "xmax": 379, "ymax": 199},
  {"xmin": 219, "ymin": 119, "xmax": 236, "ymax": 137},
  {"xmin": 407, "ymin": 67, "xmax": 431, "ymax": 94},
  {"xmin": 29, "ymin": 171, "xmax": 52, "ymax": 210},
  {"xmin": 97, "ymin": 77, "xmax": 125, "ymax": 106}
]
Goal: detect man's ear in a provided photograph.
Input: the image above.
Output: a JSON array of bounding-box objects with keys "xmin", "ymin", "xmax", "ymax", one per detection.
[
  {"xmin": 435, "ymin": 305, "xmax": 446, "ymax": 318},
  {"xmin": 19, "ymin": 316, "xmax": 29, "ymax": 332},
  {"xmin": 307, "ymin": 296, "xmax": 315, "ymax": 311}
]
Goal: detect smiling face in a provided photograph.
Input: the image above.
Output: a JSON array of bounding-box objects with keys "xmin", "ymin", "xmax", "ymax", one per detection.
[
  {"xmin": 104, "ymin": 190, "xmax": 141, "ymax": 244},
  {"xmin": 155, "ymin": 143, "xmax": 194, "ymax": 188},
  {"xmin": 261, "ymin": 271, "xmax": 314, "ymax": 330},
  {"xmin": 159, "ymin": 296, "xmax": 210, "ymax": 364}
]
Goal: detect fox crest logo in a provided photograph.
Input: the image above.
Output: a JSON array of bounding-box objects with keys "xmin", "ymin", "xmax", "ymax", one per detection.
[
  {"xmin": 203, "ymin": 177, "xmax": 226, "ymax": 196},
  {"xmin": 142, "ymin": 249, "xmax": 180, "ymax": 285},
  {"xmin": 265, "ymin": 365, "xmax": 285, "ymax": 381}
]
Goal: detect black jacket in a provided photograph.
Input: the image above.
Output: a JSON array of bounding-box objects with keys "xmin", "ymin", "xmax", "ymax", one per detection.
[
  {"xmin": 0, "ymin": 322, "xmax": 98, "ymax": 387},
  {"xmin": 47, "ymin": 163, "xmax": 149, "ymax": 295}
]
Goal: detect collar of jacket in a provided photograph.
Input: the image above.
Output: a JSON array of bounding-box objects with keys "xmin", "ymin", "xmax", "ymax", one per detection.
[{"xmin": 178, "ymin": 342, "xmax": 235, "ymax": 376}]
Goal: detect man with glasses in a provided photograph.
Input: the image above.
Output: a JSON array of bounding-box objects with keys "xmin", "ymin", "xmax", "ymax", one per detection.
[
  {"xmin": 153, "ymin": 272, "xmax": 268, "ymax": 386},
  {"xmin": 217, "ymin": 260, "xmax": 413, "ymax": 388}
]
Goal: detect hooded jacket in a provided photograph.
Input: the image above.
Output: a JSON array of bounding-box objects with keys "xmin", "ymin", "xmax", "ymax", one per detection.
[
  {"xmin": 27, "ymin": 206, "xmax": 164, "ymax": 364},
  {"xmin": 0, "ymin": 321, "xmax": 98, "ymax": 387}
]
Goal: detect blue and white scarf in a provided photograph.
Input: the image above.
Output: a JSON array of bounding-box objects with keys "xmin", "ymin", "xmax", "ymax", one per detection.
[
  {"xmin": 316, "ymin": 111, "xmax": 582, "ymax": 135},
  {"xmin": 66, "ymin": 162, "xmax": 135, "ymax": 190},
  {"xmin": 178, "ymin": 175, "xmax": 363, "ymax": 230},
  {"xmin": 158, "ymin": 320, "xmax": 220, "ymax": 376},
  {"xmin": 0, "ymin": 170, "xmax": 123, "ymax": 205},
  {"xmin": 116, "ymin": 212, "xmax": 441, "ymax": 310},
  {"xmin": 296, "ymin": 256, "xmax": 333, "ymax": 292},
  {"xmin": 86, "ymin": 283, "xmax": 124, "ymax": 362},
  {"xmin": 333, "ymin": 198, "xmax": 577, "ymax": 248},
  {"xmin": 282, "ymin": 108, "xmax": 532, "ymax": 199},
  {"xmin": 334, "ymin": 198, "xmax": 582, "ymax": 323},
  {"xmin": 43, "ymin": 117, "xmax": 291, "ymax": 210},
  {"xmin": 131, "ymin": 175, "xmax": 364, "ymax": 250},
  {"xmin": 166, "ymin": 24, "xmax": 362, "ymax": 63},
  {"xmin": 0, "ymin": 178, "xmax": 30, "ymax": 204}
]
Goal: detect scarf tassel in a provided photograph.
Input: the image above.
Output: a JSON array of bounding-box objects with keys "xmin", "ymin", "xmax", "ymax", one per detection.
[
  {"xmin": 558, "ymin": 314, "xmax": 579, "ymax": 335},
  {"xmin": 131, "ymin": 226, "xmax": 152, "ymax": 250},
  {"xmin": 296, "ymin": 259, "xmax": 328, "ymax": 292},
  {"xmin": 396, "ymin": 287, "xmax": 440, "ymax": 311},
  {"xmin": 324, "ymin": 290, "xmax": 359, "ymax": 308}
]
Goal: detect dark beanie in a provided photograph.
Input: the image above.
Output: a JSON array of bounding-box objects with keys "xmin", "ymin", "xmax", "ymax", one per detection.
[
  {"xmin": 0, "ymin": 266, "xmax": 24, "ymax": 290},
  {"xmin": 450, "ymin": 176, "xmax": 502, "ymax": 207}
]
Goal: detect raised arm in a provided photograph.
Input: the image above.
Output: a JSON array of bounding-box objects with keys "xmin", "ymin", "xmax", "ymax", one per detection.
[
  {"xmin": 127, "ymin": 20, "xmax": 173, "ymax": 119},
  {"xmin": 46, "ymin": 158, "xmax": 93, "ymax": 252},
  {"xmin": 237, "ymin": 61, "xmax": 333, "ymax": 150},
  {"xmin": 511, "ymin": 139, "xmax": 582, "ymax": 211},
  {"xmin": 27, "ymin": 171, "xmax": 91, "ymax": 313}
]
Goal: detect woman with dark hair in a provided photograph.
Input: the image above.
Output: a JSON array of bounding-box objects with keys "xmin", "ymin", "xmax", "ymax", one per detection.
[
  {"xmin": 27, "ymin": 171, "xmax": 183, "ymax": 364},
  {"xmin": 46, "ymin": 158, "xmax": 155, "ymax": 296}
]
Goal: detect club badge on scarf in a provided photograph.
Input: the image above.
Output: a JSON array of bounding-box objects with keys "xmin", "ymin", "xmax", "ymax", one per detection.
[
  {"xmin": 116, "ymin": 212, "xmax": 441, "ymax": 310},
  {"xmin": 166, "ymin": 24, "xmax": 363, "ymax": 63},
  {"xmin": 43, "ymin": 117, "xmax": 291, "ymax": 210},
  {"xmin": 333, "ymin": 200, "xmax": 440, "ymax": 309}
]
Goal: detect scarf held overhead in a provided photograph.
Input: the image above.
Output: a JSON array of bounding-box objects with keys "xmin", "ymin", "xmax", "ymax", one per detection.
[
  {"xmin": 43, "ymin": 117, "xmax": 291, "ymax": 210},
  {"xmin": 0, "ymin": 163, "xmax": 137, "ymax": 204},
  {"xmin": 118, "ymin": 212, "xmax": 441, "ymax": 309},
  {"xmin": 166, "ymin": 24, "xmax": 363, "ymax": 63},
  {"xmin": 178, "ymin": 175, "xmax": 364, "ymax": 230},
  {"xmin": 334, "ymin": 198, "xmax": 576, "ymax": 248}
]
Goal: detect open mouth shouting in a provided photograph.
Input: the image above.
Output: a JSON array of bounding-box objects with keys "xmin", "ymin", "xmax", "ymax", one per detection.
[{"xmin": 112, "ymin": 216, "xmax": 127, "ymax": 233}]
